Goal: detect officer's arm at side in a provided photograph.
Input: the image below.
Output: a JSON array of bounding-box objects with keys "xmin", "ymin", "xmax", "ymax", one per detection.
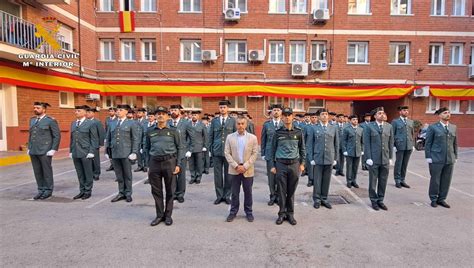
[
  {"xmin": 50, "ymin": 119, "xmax": 61, "ymax": 151},
  {"xmin": 424, "ymin": 125, "xmax": 434, "ymax": 159}
]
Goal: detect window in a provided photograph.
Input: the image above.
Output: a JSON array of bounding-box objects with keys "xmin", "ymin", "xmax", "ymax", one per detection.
[
  {"xmin": 269, "ymin": 0, "xmax": 286, "ymax": 13},
  {"xmin": 452, "ymin": 0, "xmax": 465, "ymax": 15},
  {"xmin": 429, "ymin": 43, "xmax": 444, "ymax": 65},
  {"xmin": 269, "ymin": 41, "xmax": 285, "ymax": 63},
  {"xmin": 311, "ymin": 42, "xmax": 326, "ymax": 61},
  {"xmin": 308, "ymin": 99, "xmax": 325, "ymax": 113},
  {"xmin": 389, "ymin": 42, "xmax": 410, "ymax": 64},
  {"xmin": 100, "ymin": 40, "xmax": 114, "ymax": 61},
  {"xmin": 181, "ymin": 0, "xmax": 201, "ymax": 12},
  {"xmin": 225, "ymin": 0, "xmax": 247, "ymax": 12},
  {"xmin": 450, "ymin": 44, "xmax": 463, "ymax": 65},
  {"xmin": 348, "ymin": 0, "xmax": 370, "ymax": 14},
  {"xmin": 141, "ymin": 40, "xmax": 156, "ymax": 61},
  {"xmin": 100, "ymin": 0, "xmax": 114, "ymax": 11},
  {"xmin": 182, "ymin": 97, "xmax": 202, "ymax": 110},
  {"xmin": 289, "ymin": 98, "xmax": 305, "ymax": 111},
  {"xmin": 290, "ymin": 41, "xmax": 306, "ymax": 63},
  {"xmin": 426, "ymin": 96, "xmax": 440, "ymax": 113},
  {"xmin": 391, "ymin": 0, "xmax": 411, "ymax": 15},
  {"xmin": 122, "ymin": 96, "xmax": 136, "ymax": 107},
  {"xmin": 144, "ymin": 97, "xmax": 158, "ymax": 110},
  {"xmin": 431, "ymin": 0, "xmax": 445, "ymax": 15},
  {"xmin": 59, "ymin": 91, "xmax": 74, "ymax": 108},
  {"xmin": 58, "ymin": 25, "xmax": 73, "ymax": 52},
  {"xmin": 121, "ymin": 40, "xmax": 136, "ymax": 61},
  {"xmin": 347, "ymin": 42, "xmax": 368, "ymax": 64},
  {"xmin": 225, "ymin": 41, "xmax": 247, "ymax": 63},
  {"xmin": 141, "ymin": 0, "xmax": 156, "ymax": 11},
  {"xmin": 311, "ymin": 0, "xmax": 327, "ymax": 10},
  {"xmin": 227, "ymin": 96, "xmax": 247, "ymax": 110},
  {"xmin": 103, "ymin": 96, "xmax": 116, "ymax": 108},
  {"xmin": 120, "ymin": 0, "xmax": 134, "ymax": 11},
  {"xmin": 268, "ymin": 97, "xmax": 284, "ymax": 106},
  {"xmin": 180, "ymin": 40, "xmax": 202, "ymax": 62},
  {"xmin": 290, "ymin": 0, "xmax": 307, "ymax": 13},
  {"xmin": 467, "ymin": 100, "xmax": 474, "ymax": 114},
  {"xmin": 448, "ymin": 100, "xmax": 461, "ymax": 113}
]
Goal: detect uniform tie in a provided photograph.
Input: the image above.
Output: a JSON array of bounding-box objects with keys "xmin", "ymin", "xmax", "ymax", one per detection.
[
  {"xmin": 35, "ymin": 118, "xmax": 40, "ymax": 125},
  {"xmin": 379, "ymin": 124, "xmax": 383, "ymax": 133},
  {"xmin": 323, "ymin": 125, "xmax": 327, "ymax": 132},
  {"xmin": 117, "ymin": 120, "xmax": 122, "ymax": 128},
  {"xmin": 445, "ymin": 125, "xmax": 448, "ymax": 133},
  {"xmin": 173, "ymin": 121, "xmax": 177, "ymax": 127},
  {"xmin": 221, "ymin": 117, "xmax": 225, "ymax": 126},
  {"xmin": 76, "ymin": 120, "xmax": 81, "ymax": 127},
  {"xmin": 274, "ymin": 121, "xmax": 278, "ymax": 129}
]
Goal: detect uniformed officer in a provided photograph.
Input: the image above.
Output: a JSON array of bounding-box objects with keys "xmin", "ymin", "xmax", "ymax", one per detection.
[
  {"xmin": 303, "ymin": 112, "xmax": 319, "ymax": 187},
  {"xmin": 392, "ymin": 105, "xmax": 414, "ymax": 189},
  {"xmin": 360, "ymin": 112, "xmax": 372, "ymax": 171},
  {"xmin": 260, "ymin": 104, "xmax": 284, "ymax": 206},
  {"xmin": 201, "ymin": 116, "xmax": 211, "ymax": 174},
  {"xmin": 329, "ymin": 112, "xmax": 337, "ymax": 125},
  {"xmin": 28, "ymin": 102, "xmax": 61, "ymax": 200},
  {"xmin": 86, "ymin": 107, "xmax": 105, "ymax": 181},
  {"xmin": 209, "ymin": 100, "xmax": 237, "ymax": 205},
  {"xmin": 106, "ymin": 104, "xmax": 141, "ymax": 203},
  {"xmin": 270, "ymin": 107, "xmax": 305, "ymax": 225},
  {"xmin": 243, "ymin": 112, "xmax": 255, "ymax": 134},
  {"xmin": 135, "ymin": 108, "xmax": 148, "ymax": 172},
  {"xmin": 342, "ymin": 115, "xmax": 364, "ymax": 188},
  {"xmin": 145, "ymin": 106, "xmax": 182, "ymax": 226},
  {"xmin": 188, "ymin": 111, "xmax": 208, "ymax": 184},
  {"xmin": 363, "ymin": 107, "xmax": 394, "ymax": 211},
  {"xmin": 127, "ymin": 109, "xmax": 135, "ymax": 120},
  {"xmin": 425, "ymin": 107, "xmax": 457, "ymax": 208},
  {"xmin": 308, "ymin": 108, "xmax": 338, "ymax": 209},
  {"xmin": 70, "ymin": 105, "xmax": 99, "ymax": 200},
  {"xmin": 335, "ymin": 114, "xmax": 347, "ymax": 176},
  {"xmin": 168, "ymin": 104, "xmax": 193, "ymax": 203},
  {"xmin": 105, "ymin": 107, "xmax": 117, "ymax": 171},
  {"xmin": 143, "ymin": 112, "xmax": 156, "ymax": 185}
]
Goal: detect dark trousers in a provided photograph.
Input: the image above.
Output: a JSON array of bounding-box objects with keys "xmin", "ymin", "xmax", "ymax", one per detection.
[
  {"xmin": 72, "ymin": 157, "xmax": 94, "ymax": 194},
  {"xmin": 276, "ymin": 161, "xmax": 299, "ymax": 217},
  {"xmin": 137, "ymin": 148, "xmax": 148, "ymax": 169},
  {"xmin": 174, "ymin": 157, "xmax": 187, "ymax": 198},
  {"xmin": 203, "ymin": 151, "xmax": 210, "ymax": 172},
  {"xmin": 313, "ymin": 164, "xmax": 332, "ymax": 204},
  {"xmin": 428, "ymin": 163, "xmax": 454, "ymax": 202},
  {"xmin": 345, "ymin": 156, "xmax": 360, "ymax": 184},
  {"xmin": 368, "ymin": 164, "xmax": 389, "ymax": 203},
  {"xmin": 306, "ymin": 158, "xmax": 314, "ymax": 184},
  {"xmin": 213, "ymin": 155, "xmax": 231, "ymax": 200},
  {"xmin": 92, "ymin": 148, "xmax": 101, "ymax": 179},
  {"xmin": 143, "ymin": 150, "xmax": 150, "ymax": 168},
  {"xmin": 230, "ymin": 174, "xmax": 253, "ymax": 215},
  {"xmin": 394, "ymin": 150, "xmax": 412, "ymax": 183},
  {"xmin": 106, "ymin": 147, "xmax": 114, "ymax": 168},
  {"xmin": 30, "ymin": 155, "xmax": 54, "ymax": 195},
  {"xmin": 266, "ymin": 159, "xmax": 278, "ymax": 201},
  {"xmin": 112, "ymin": 158, "xmax": 133, "ymax": 197},
  {"xmin": 149, "ymin": 156, "xmax": 177, "ymax": 218},
  {"xmin": 189, "ymin": 152, "xmax": 204, "ymax": 182},
  {"xmin": 336, "ymin": 149, "xmax": 345, "ymax": 174}
]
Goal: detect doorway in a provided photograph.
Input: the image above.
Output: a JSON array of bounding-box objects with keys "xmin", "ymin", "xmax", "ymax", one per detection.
[{"xmin": 352, "ymin": 99, "xmax": 404, "ymax": 122}]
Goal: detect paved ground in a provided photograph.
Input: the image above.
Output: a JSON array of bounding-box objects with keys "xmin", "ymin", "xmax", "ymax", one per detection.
[{"xmin": 0, "ymin": 148, "xmax": 473, "ymax": 267}]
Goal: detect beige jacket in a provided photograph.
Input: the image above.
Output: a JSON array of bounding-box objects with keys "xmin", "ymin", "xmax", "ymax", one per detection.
[{"xmin": 224, "ymin": 131, "xmax": 259, "ymax": 178}]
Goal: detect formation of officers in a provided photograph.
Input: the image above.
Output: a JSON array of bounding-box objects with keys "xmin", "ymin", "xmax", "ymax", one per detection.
[{"xmin": 27, "ymin": 100, "xmax": 458, "ymax": 226}]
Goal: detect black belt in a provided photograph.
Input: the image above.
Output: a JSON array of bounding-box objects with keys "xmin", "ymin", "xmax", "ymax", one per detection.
[
  {"xmin": 276, "ymin": 158, "xmax": 299, "ymax": 165},
  {"xmin": 152, "ymin": 154, "xmax": 176, "ymax": 161}
]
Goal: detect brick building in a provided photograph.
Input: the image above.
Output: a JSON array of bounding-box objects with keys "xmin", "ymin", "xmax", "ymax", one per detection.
[{"xmin": 0, "ymin": 0, "xmax": 473, "ymax": 151}]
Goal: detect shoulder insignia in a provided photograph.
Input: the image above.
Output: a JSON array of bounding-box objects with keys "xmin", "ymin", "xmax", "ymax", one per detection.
[{"xmin": 150, "ymin": 133, "xmax": 158, "ymax": 137}]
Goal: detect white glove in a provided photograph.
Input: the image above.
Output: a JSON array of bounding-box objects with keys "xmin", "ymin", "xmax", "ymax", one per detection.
[
  {"xmin": 310, "ymin": 160, "xmax": 316, "ymax": 166},
  {"xmin": 361, "ymin": 151, "xmax": 364, "ymax": 156},
  {"xmin": 343, "ymin": 152, "xmax": 348, "ymax": 156},
  {"xmin": 104, "ymin": 139, "xmax": 107, "ymax": 144},
  {"xmin": 366, "ymin": 159, "xmax": 374, "ymax": 166},
  {"xmin": 140, "ymin": 149, "xmax": 143, "ymax": 153},
  {"xmin": 333, "ymin": 160, "xmax": 337, "ymax": 166},
  {"xmin": 426, "ymin": 158, "xmax": 432, "ymax": 164},
  {"xmin": 262, "ymin": 156, "xmax": 266, "ymax": 161},
  {"xmin": 46, "ymin": 150, "xmax": 56, "ymax": 156},
  {"xmin": 27, "ymin": 150, "xmax": 30, "ymax": 155},
  {"xmin": 185, "ymin": 151, "xmax": 192, "ymax": 158},
  {"xmin": 413, "ymin": 146, "xmax": 415, "ymax": 151},
  {"xmin": 86, "ymin": 153, "xmax": 94, "ymax": 159},
  {"xmin": 389, "ymin": 159, "xmax": 393, "ymax": 166},
  {"xmin": 393, "ymin": 147, "xmax": 397, "ymax": 153},
  {"xmin": 209, "ymin": 152, "xmax": 212, "ymax": 157},
  {"xmin": 128, "ymin": 153, "xmax": 137, "ymax": 160},
  {"xmin": 202, "ymin": 147, "xmax": 207, "ymax": 152},
  {"xmin": 69, "ymin": 153, "xmax": 73, "ymax": 159},
  {"xmin": 105, "ymin": 154, "xmax": 109, "ymax": 159}
]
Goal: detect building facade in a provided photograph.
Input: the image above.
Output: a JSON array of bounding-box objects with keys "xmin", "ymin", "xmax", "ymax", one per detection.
[{"xmin": 0, "ymin": 0, "xmax": 473, "ymax": 151}]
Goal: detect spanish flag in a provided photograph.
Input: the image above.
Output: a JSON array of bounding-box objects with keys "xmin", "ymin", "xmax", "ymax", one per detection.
[{"xmin": 119, "ymin": 11, "xmax": 135, "ymax": 33}]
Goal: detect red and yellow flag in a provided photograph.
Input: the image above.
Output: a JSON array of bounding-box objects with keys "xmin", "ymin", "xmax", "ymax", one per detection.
[{"xmin": 119, "ymin": 11, "xmax": 135, "ymax": 33}]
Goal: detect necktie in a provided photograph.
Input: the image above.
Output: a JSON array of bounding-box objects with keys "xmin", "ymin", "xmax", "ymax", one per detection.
[
  {"xmin": 76, "ymin": 120, "xmax": 81, "ymax": 127},
  {"xmin": 403, "ymin": 118, "xmax": 406, "ymax": 125},
  {"xmin": 117, "ymin": 120, "xmax": 122, "ymax": 128},
  {"xmin": 274, "ymin": 121, "xmax": 278, "ymax": 129},
  {"xmin": 379, "ymin": 124, "xmax": 383, "ymax": 133},
  {"xmin": 34, "ymin": 118, "xmax": 40, "ymax": 125},
  {"xmin": 323, "ymin": 125, "xmax": 327, "ymax": 132},
  {"xmin": 445, "ymin": 125, "xmax": 448, "ymax": 133},
  {"xmin": 221, "ymin": 117, "xmax": 225, "ymax": 126},
  {"xmin": 193, "ymin": 122, "xmax": 196, "ymax": 127},
  {"xmin": 173, "ymin": 121, "xmax": 177, "ymax": 127}
]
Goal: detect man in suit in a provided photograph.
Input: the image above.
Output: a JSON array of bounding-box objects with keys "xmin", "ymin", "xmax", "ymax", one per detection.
[
  {"xmin": 86, "ymin": 107, "xmax": 105, "ymax": 181},
  {"xmin": 335, "ymin": 114, "xmax": 347, "ymax": 176},
  {"xmin": 303, "ymin": 112, "xmax": 319, "ymax": 187},
  {"xmin": 260, "ymin": 104, "xmax": 284, "ymax": 206},
  {"xmin": 392, "ymin": 105, "xmax": 415, "ymax": 189},
  {"xmin": 70, "ymin": 105, "xmax": 99, "ymax": 200},
  {"xmin": 425, "ymin": 107, "xmax": 458, "ymax": 208},
  {"xmin": 135, "ymin": 108, "xmax": 148, "ymax": 172},
  {"xmin": 28, "ymin": 102, "xmax": 61, "ymax": 200},
  {"xmin": 105, "ymin": 107, "xmax": 117, "ymax": 171},
  {"xmin": 168, "ymin": 104, "xmax": 193, "ymax": 203},
  {"xmin": 308, "ymin": 108, "xmax": 339, "ymax": 209},
  {"xmin": 342, "ymin": 115, "xmax": 364, "ymax": 188},
  {"xmin": 188, "ymin": 111, "xmax": 208, "ymax": 184},
  {"xmin": 201, "ymin": 116, "xmax": 211, "ymax": 174},
  {"xmin": 105, "ymin": 104, "xmax": 141, "ymax": 203},
  {"xmin": 143, "ymin": 112, "xmax": 156, "ymax": 184},
  {"xmin": 363, "ymin": 107, "xmax": 394, "ymax": 211},
  {"xmin": 224, "ymin": 116, "xmax": 259, "ymax": 223},
  {"xmin": 209, "ymin": 100, "xmax": 237, "ymax": 205},
  {"xmin": 270, "ymin": 107, "xmax": 305, "ymax": 225}
]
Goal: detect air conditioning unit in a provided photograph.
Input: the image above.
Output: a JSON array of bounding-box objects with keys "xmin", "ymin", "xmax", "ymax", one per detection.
[
  {"xmin": 413, "ymin": 86, "xmax": 430, "ymax": 97},
  {"xmin": 313, "ymin": 8, "xmax": 330, "ymax": 22},
  {"xmin": 291, "ymin": 63, "xmax": 308, "ymax": 77},
  {"xmin": 248, "ymin": 50, "xmax": 265, "ymax": 62},
  {"xmin": 311, "ymin": 60, "xmax": 328, "ymax": 71},
  {"xmin": 469, "ymin": 65, "xmax": 474, "ymax": 78},
  {"xmin": 85, "ymin": 93, "xmax": 100, "ymax": 100},
  {"xmin": 224, "ymin": 8, "xmax": 240, "ymax": 21},
  {"xmin": 201, "ymin": 50, "xmax": 217, "ymax": 62}
]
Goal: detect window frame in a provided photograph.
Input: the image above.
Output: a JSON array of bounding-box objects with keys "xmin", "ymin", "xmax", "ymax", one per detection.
[
  {"xmin": 141, "ymin": 39, "xmax": 157, "ymax": 62},
  {"xmin": 59, "ymin": 91, "xmax": 75, "ymax": 108},
  {"xmin": 347, "ymin": 41, "xmax": 369, "ymax": 64},
  {"xmin": 310, "ymin": 41, "xmax": 327, "ymax": 61},
  {"xmin": 390, "ymin": 0, "xmax": 412, "ymax": 15},
  {"xmin": 103, "ymin": 96, "xmax": 116, "ymax": 108},
  {"xmin": 120, "ymin": 39, "xmax": 136, "ymax": 61},
  {"xmin": 100, "ymin": 39, "xmax": 115, "ymax": 61},
  {"xmin": 268, "ymin": 0, "xmax": 287, "ymax": 14},
  {"xmin": 121, "ymin": 96, "xmax": 137, "ymax": 107},
  {"xmin": 226, "ymin": 96, "xmax": 247, "ymax": 111},
  {"xmin": 140, "ymin": 0, "xmax": 156, "ymax": 12},
  {"xmin": 467, "ymin": 100, "xmax": 474, "ymax": 114},
  {"xmin": 311, "ymin": 0, "xmax": 328, "ymax": 10},
  {"xmin": 225, "ymin": 40, "xmax": 248, "ymax": 63},
  {"xmin": 430, "ymin": 0, "xmax": 445, "ymax": 16},
  {"xmin": 449, "ymin": 43, "xmax": 464, "ymax": 65},
  {"xmin": 268, "ymin": 96, "xmax": 285, "ymax": 106},
  {"xmin": 180, "ymin": 40, "xmax": 202, "ymax": 63},
  {"xmin": 181, "ymin": 97, "xmax": 203, "ymax": 110},
  {"xmin": 429, "ymin": 43, "xmax": 444, "ymax": 65},
  {"xmin": 290, "ymin": 0, "xmax": 307, "ymax": 14},
  {"xmin": 58, "ymin": 25, "xmax": 73, "ymax": 52},
  {"xmin": 225, "ymin": 0, "xmax": 248, "ymax": 13},
  {"xmin": 289, "ymin": 41, "xmax": 306, "ymax": 63},
  {"xmin": 348, "ymin": 0, "xmax": 371, "ymax": 15},
  {"xmin": 452, "ymin": 0, "xmax": 465, "ymax": 16},
  {"xmin": 288, "ymin": 98, "xmax": 305, "ymax": 112},
  {"xmin": 119, "ymin": 0, "xmax": 135, "ymax": 11},
  {"xmin": 99, "ymin": 0, "xmax": 114, "ymax": 12},
  {"xmin": 426, "ymin": 96, "xmax": 440, "ymax": 114},
  {"xmin": 448, "ymin": 100, "xmax": 462, "ymax": 114},
  {"xmin": 268, "ymin": 41, "xmax": 286, "ymax": 64},
  {"xmin": 389, "ymin": 42, "xmax": 410, "ymax": 65},
  {"xmin": 308, "ymin": 99, "xmax": 325, "ymax": 113},
  {"xmin": 180, "ymin": 0, "xmax": 202, "ymax": 12}
]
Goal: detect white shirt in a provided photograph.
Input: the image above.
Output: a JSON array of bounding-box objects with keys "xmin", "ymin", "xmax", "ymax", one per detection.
[
  {"xmin": 236, "ymin": 131, "xmax": 247, "ymax": 164},
  {"xmin": 76, "ymin": 117, "xmax": 86, "ymax": 126}
]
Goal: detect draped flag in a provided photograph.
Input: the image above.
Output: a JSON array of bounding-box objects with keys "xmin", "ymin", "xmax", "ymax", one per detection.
[{"xmin": 119, "ymin": 11, "xmax": 135, "ymax": 33}]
